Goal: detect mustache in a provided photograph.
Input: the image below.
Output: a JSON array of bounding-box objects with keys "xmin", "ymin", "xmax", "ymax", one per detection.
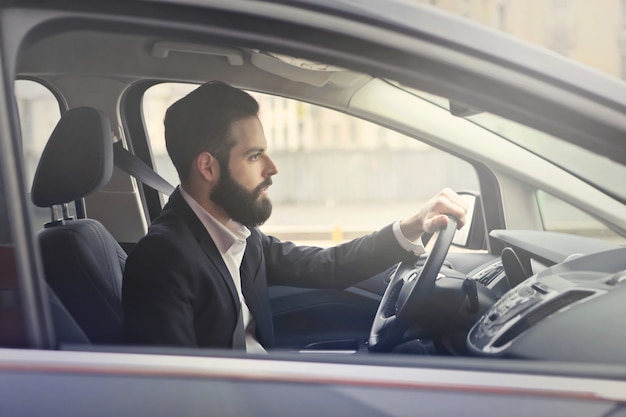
[{"xmin": 254, "ymin": 178, "xmax": 273, "ymax": 196}]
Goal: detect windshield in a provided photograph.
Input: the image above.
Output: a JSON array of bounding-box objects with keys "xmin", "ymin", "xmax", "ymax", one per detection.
[
  {"xmin": 466, "ymin": 113, "xmax": 626, "ymax": 202},
  {"xmin": 401, "ymin": 88, "xmax": 626, "ymax": 202}
]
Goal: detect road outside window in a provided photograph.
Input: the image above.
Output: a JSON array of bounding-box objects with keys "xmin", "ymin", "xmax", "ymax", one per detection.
[{"xmin": 143, "ymin": 83, "xmax": 480, "ymax": 246}]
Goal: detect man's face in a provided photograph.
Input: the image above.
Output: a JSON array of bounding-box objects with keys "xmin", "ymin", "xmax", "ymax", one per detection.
[{"xmin": 210, "ymin": 116, "xmax": 278, "ymax": 227}]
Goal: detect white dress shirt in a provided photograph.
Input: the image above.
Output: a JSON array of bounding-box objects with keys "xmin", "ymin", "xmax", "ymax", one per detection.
[{"xmin": 392, "ymin": 221, "xmax": 426, "ymax": 256}]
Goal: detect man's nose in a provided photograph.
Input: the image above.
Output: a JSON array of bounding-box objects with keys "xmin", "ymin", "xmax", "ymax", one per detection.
[{"xmin": 264, "ymin": 155, "xmax": 278, "ymax": 177}]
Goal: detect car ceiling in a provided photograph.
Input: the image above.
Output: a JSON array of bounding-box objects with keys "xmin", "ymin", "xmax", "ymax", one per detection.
[{"xmin": 17, "ymin": 27, "xmax": 371, "ymax": 110}]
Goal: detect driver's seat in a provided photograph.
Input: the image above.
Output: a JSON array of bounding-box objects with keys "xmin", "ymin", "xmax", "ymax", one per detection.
[{"xmin": 31, "ymin": 107, "xmax": 126, "ymax": 344}]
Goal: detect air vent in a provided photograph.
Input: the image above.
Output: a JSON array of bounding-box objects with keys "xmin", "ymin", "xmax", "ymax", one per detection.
[
  {"xmin": 492, "ymin": 290, "xmax": 593, "ymax": 348},
  {"xmin": 475, "ymin": 261, "xmax": 504, "ymax": 286}
]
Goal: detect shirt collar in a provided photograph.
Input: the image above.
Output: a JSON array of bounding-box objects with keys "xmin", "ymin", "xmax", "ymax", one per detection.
[{"xmin": 179, "ymin": 186, "xmax": 250, "ymax": 255}]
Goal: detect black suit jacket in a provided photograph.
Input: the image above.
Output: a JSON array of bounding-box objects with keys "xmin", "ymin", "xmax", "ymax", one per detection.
[{"xmin": 122, "ymin": 188, "xmax": 416, "ymax": 349}]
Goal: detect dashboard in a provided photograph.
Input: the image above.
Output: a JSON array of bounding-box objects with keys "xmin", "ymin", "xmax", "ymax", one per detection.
[{"xmin": 466, "ymin": 230, "xmax": 626, "ymax": 364}]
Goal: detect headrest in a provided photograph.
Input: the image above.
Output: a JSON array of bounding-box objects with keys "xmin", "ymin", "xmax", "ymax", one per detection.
[{"xmin": 31, "ymin": 107, "xmax": 113, "ymax": 207}]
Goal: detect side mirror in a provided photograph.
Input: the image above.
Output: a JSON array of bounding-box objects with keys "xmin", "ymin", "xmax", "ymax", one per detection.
[{"xmin": 452, "ymin": 191, "xmax": 486, "ymax": 250}]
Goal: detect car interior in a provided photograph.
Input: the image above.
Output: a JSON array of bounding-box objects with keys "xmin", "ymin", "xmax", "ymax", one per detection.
[{"xmin": 10, "ymin": 4, "xmax": 626, "ymax": 365}]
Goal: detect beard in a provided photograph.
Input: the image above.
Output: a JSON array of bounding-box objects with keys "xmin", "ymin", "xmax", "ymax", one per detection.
[{"xmin": 210, "ymin": 168, "xmax": 273, "ymax": 227}]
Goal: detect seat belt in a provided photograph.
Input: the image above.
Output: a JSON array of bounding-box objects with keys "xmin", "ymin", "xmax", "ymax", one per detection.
[{"xmin": 113, "ymin": 141, "xmax": 175, "ymax": 195}]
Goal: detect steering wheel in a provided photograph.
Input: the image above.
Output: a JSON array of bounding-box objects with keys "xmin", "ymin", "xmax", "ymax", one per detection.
[{"xmin": 368, "ymin": 216, "xmax": 458, "ymax": 352}]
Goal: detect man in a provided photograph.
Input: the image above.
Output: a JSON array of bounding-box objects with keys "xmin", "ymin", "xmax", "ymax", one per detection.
[{"xmin": 122, "ymin": 81, "xmax": 468, "ymax": 352}]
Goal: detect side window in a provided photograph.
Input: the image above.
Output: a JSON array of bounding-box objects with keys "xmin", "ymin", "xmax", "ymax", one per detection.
[
  {"xmin": 142, "ymin": 83, "xmax": 480, "ymax": 246},
  {"xmin": 14, "ymin": 80, "xmax": 63, "ymax": 229},
  {"xmin": 537, "ymin": 190, "xmax": 625, "ymax": 244},
  {"xmin": 142, "ymin": 83, "xmax": 196, "ymax": 184}
]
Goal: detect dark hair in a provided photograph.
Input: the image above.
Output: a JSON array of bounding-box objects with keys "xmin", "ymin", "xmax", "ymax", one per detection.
[{"xmin": 164, "ymin": 81, "xmax": 259, "ymax": 182}]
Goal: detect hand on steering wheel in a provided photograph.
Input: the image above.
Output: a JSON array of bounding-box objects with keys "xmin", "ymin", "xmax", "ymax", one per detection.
[{"xmin": 368, "ymin": 216, "xmax": 458, "ymax": 352}]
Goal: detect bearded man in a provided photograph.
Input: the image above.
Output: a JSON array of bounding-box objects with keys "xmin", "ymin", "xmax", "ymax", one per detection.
[{"xmin": 122, "ymin": 81, "xmax": 467, "ymax": 352}]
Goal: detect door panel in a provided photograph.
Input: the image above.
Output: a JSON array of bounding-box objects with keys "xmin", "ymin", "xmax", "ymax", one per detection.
[
  {"xmin": 269, "ymin": 286, "xmax": 379, "ymax": 350},
  {"xmin": 268, "ymin": 268, "xmax": 394, "ymax": 350}
]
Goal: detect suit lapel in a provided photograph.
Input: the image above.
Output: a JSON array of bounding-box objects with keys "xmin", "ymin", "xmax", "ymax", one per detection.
[
  {"xmin": 239, "ymin": 243, "xmax": 260, "ymax": 315},
  {"xmin": 197, "ymin": 236, "xmax": 240, "ymax": 304},
  {"xmin": 240, "ymin": 243, "xmax": 274, "ymax": 347},
  {"xmin": 240, "ymin": 267, "xmax": 259, "ymax": 313}
]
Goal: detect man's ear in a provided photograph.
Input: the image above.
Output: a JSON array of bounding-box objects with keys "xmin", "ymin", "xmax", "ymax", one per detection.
[{"xmin": 195, "ymin": 152, "xmax": 220, "ymax": 183}]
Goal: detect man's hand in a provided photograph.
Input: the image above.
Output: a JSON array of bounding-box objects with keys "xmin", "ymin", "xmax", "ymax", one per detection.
[{"xmin": 399, "ymin": 188, "xmax": 469, "ymax": 242}]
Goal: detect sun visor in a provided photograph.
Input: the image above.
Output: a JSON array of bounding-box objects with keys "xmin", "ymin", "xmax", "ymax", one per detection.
[{"xmin": 151, "ymin": 41, "xmax": 244, "ymax": 66}]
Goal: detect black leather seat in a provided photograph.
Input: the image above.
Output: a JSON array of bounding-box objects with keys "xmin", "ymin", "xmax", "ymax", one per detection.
[{"xmin": 31, "ymin": 107, "xmax": 126, "ymax": 344}]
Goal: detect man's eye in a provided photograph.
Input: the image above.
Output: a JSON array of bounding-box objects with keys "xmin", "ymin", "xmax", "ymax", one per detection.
[{"xmin": 250, "ymin": 153, "xmax": 260, "ymax": 161}]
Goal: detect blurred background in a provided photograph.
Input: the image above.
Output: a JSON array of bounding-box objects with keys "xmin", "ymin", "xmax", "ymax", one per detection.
[{"xmin": 419, "ymin": 0, "xmax": 623, "ymax": 79}]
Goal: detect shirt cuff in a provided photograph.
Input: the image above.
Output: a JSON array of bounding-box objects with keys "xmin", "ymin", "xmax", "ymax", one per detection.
[{"xmin": 392, "ymin": 221, "xmax": 426, "ymax": 256}]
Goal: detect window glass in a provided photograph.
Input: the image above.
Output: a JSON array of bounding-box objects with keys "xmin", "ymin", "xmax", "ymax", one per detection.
[
  {"xmin": 143, "ymin": 83, "xmax": 480, "ymax": 246},
  {"xmin": 537, "ymin": 190, "xmax": 626, "ymax": 244},
  {"xmin": 400, "ymin": 85, "xmax": 626, "ymax": 202},
  {"xmin": 14, "ymin": 80, "xmax": 64, "ymax": 228},
  {"xmin": 418, "ymin": 1, "xmax": 622, "ymax": 82}
]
